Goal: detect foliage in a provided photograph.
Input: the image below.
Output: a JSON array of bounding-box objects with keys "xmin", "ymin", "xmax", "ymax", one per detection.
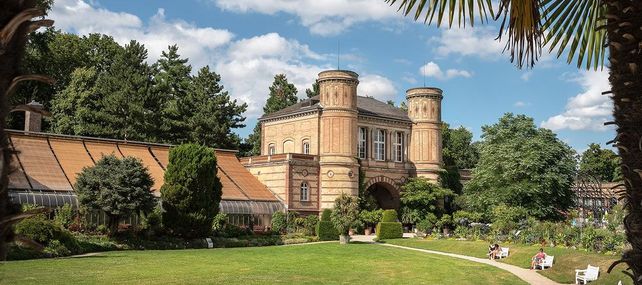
[
  {"xmin": 161, "ymin": 144, "xmax": 222, "ymax": 238},
  {"xmin": 316, "ymin": 220, "xmax": 339, "ymax": 241},
  {"xmin": 75, "ymin": 155, "xmax": 155, "ymax": 235},
  {"xmin": 303, "ymin": 215, "xmax": 319, "ymax": 236},
  {"xmin": 321, "ymin": 209, "xmax": 332, "ymax": 221},
  {"xmin": 442, "ymin": 123, "xmax": 480, "ymax": 169},
  {"xmin": 330, "ymin": 193, "xmax": 360, "ymax": 235},
  {"xmin": 305, "ymin": 81, "xmax": 319, "ymax": 98},
  {"xmin": 376, "ymin": 222, "xmax": 403, "ymax": 240},
  {"xmin": 452, "ymin": 210, "xmax": 483, "ymax": 226},
  {"xmin": 579, "ymin": 143, "xmax": 621, "ymax": 182},
  {"xmin": 14, "ymin": 212, "xmax": 78, "ymax": 256},
  {"xmin": 271, "ymin": 211, "xmax": 287, "ymax": 234},
  {"xmin": 142, "ymin": 206, "xmax": 163, "ymax": 236},
  {"xmin": 53, "ymin": 204, "xmax": 75, "ymax": 228},
  {"xmin": 436, "ymin": 214, "xmax": 453, "ymax": 231},
  {"xmin": 399, "ymin": 178, "xmax": 454, "ymax": 224},
  {"xmin": 461, "ymin": 114, "xmax": 576, "ymax": 220},
  {"xmin": 490, "ymin": 204, "xmax": 529, "ymax": 236},
  {"xmin": 381, "ymin": 209, "xmax": 399, "ymax": 223},
  {"xmin": 359, "ymin": 209, "xmax": 384, "ymax": 227},
  {"xmin": 416, "ymin": 213, "xmax": 438, "ymax": 234},
  {"xmin": 245, "ymin": 74, "xmax": 298, "ymax": 156}
]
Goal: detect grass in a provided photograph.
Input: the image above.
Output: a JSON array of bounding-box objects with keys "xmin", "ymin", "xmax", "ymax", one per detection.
[
  {"xmin": 0, "ymin": 242, "xmax": 527, "ymax": 285},
  {"xmin": 386, "ymin": 239, "xmax": 633, "ymax": 285}
]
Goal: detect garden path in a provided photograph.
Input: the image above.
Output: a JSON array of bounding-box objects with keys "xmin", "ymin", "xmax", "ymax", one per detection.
[{"xmin": 350, "ymin": 235, "xmax": 565, "ymax": 285}]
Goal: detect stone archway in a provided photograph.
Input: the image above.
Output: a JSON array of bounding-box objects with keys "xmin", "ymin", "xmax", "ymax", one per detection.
[{"xmin": 364, "ymin": 176, "xmax": 401, "ymax": 209}]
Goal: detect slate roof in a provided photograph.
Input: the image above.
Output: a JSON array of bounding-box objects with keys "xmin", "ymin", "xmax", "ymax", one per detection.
[{"xmin": 260, "ymin": 95, "xmax": 410, "ymax": 122}]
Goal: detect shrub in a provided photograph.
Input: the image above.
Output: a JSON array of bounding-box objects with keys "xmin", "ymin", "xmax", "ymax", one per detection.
[
  {"xmin": 330, "ymin": 193, "xmax": 360, "ymax": 236},
  {"xmin": 211, "ymin": 213, "xmax": 228, "ymax": 234},
  {"xmin": 316, "ymin": 220, "xmax": 338, "ymax": 241},
  {"xmin": 303, "ymin": 215, "xmax": 319, "ymax": 236},
  {"xmin": 321, "ymin": 209, "xmax": 332, "ymax": 221},
  {"xmin": 161, "ymin": 144, "xmax": 222, "ymax": 238},
  {"xmin": 271, "ymin": 211, "xmax": 287, "ymax": 234},
  {"xmin": 75, "ymin": 155, "xmax": 156, "ymax": 236},
  {"xmin": 44, "ymin": 240, "xmax": 71, "ymax": 257},
  {"xmin": 54, "ymin": 204, "xmax": 75, "ymax": 228},
  {"xmin": 376, "ymin": 222, "xmax": 403, "ymax": 240},
  {"xmin": 359, "ymin": 209, "xmax": 383, "ymax": 228},
  {"xmin": 14, "ymin": 213, "xmax": 79, "ymax": 255},
  {"xmin": 381, "ymin": 209, "xmax": 398, "ymax": 222},
  {"xmin": 142, "ymin": 206, "xmax": 163, "ymax": 236},
  {"xmin": 219, "ymin": 224, "xmax": 253, "ymax": 238}
]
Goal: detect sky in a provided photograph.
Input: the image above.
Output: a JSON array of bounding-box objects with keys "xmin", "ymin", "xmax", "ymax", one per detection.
[{"xmin": 48, "ymin": 0, "xmax": 616, "ymax": 152}]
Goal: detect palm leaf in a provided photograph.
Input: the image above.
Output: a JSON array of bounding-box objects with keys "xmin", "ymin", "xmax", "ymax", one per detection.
[
  {"xmin": 495, "ymin": 0, "xmax": 545, "ymax": 68},
  {"xmin": 386, "ymin": 0, "xmax": 494, "ymax": 28},
  {"xmin": 541, "ymin": 0, "xmax": 606, "ymax": 70}
]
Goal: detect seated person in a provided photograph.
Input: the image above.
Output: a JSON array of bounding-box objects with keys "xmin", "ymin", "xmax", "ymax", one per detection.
[
  {"xmin": 530, "ymin": 248, "xmax": 546, "ymax": 269},
  {"xmin": 489, "ymin": 243, "xmax": 500, "ymax": 259}
]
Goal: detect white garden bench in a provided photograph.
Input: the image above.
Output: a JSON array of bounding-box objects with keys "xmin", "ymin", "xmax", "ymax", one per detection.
[
  {"xmin": 575, "ymin": 265, "xmax": 599, "ymax": 284},
  {"xmin": 496, "ymin": 247, "xmax": 509, "ymax": 259},
  {"xmin": 535, "ymin": 255, "xmax": 554, "ymax": 270}
]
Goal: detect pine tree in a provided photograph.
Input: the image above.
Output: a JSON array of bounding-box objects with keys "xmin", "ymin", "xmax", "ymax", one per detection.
[
  {"xmin": 154, "ymin": 45, "xmax": 192, "ymax": 144},
  {"xmin": 245, "ymin": 74, "xmax": 298, "ymax": 156},
  {"xmin": 187, "ymin": 66, "xmax": 247, "ymax": 149}
]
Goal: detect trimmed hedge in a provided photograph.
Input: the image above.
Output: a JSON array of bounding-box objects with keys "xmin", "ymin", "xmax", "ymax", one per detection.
[
  {"xmin": 381, "ymin": 209, "xmax": 398, "ymax": 222},
  {"xmin": 376, "ymin": 222, "xmax": 403, "ymax": 240},
  {"xmin": 317, "ymin": 209, "xmax": 338, "ymax": 241}
]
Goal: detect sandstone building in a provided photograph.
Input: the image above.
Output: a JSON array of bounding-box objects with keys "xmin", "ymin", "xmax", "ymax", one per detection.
[{"xmin": 241, "ymin": 70, "xmax": 444, "ymax": 214}]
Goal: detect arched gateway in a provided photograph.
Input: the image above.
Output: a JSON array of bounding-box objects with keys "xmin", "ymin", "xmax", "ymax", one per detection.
[{"xmin": 363, "ymin": 176, "xmax": 401, "ymax": 209}]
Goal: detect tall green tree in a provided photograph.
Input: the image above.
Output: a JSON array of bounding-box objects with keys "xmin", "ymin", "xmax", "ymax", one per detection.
[
  {"xmin": 49, "ymin": 67, "xmax": 100, "ymax": 135},
  {"xmin": 75, "ymin": 155, "xmax": 156, "ymax": 236},
  {"xmin": 155, "ymin": 45, "xmax": 191, "ymax": 144},
  {"xmin": 304, "ymin": 81, "xmax": 319, "ymax": 98},
  {"xmin": 442, "ymin": 123, "xmax": 479, "ymax": 169},
  {"xmin": 461, "ymin": 113, "xmax": 576, "ymax": 221},
  {"xmin": 399, "ymin": 178, "xmax": 454, "ymax": 224},
  {"xmin": 386, "ymin": 0, "xmax": 641, "ymax": 280},
  {"xmin": 579, "ymin": 143, "xmax": 621, "ymax": 182},
  {"xmin": 161, "ymin": 144, "xmax": 222, "ymax": 238},
  {"xmin": 245, "ymin": 74, "xmax": 298, "ymax": 156},
  {"xmin": 187, "ymin": 66, "xmax": 247, "ymax": 149}
]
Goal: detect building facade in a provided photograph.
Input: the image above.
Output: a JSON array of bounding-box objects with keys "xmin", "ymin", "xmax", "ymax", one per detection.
[{"xmin": 242, "ymin": 70, "xmax": 444, "ymax": 214}]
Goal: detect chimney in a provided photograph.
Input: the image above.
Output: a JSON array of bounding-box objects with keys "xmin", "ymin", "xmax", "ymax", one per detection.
[{"xmin": 24, "ymin": 100, "xmax": 43, "ymax": 132}]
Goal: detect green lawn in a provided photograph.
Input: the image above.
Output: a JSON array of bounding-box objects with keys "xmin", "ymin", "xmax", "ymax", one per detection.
[
  {"xmin": 0, "ymin": 242, "xmax": 527, "ymax": 285},
  {"xmin": 386, "ymin": 239, "xmax": 632, "ymax": 285}
]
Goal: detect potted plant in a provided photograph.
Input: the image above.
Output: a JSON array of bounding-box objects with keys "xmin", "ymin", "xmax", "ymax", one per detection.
[
  {"xmin": 331, "ymin": 193, "xmax": 360, "ymax": 244},
  {"xmin": 359, "ymin": 209, "xmax": 383, "ymax": 236}
]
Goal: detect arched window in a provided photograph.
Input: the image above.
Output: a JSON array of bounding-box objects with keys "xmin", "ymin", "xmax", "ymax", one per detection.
[
  {"xmin": 374, "ymin": 129, "xmax": 385, "ymax": 161},
  {"xmin": 302, "ymin": 140, "xmax": 310, "ymax": 154},
  {"xmin": 300, "ymin": 181, "xmax": 309, "ymax": 201},
  {"xmin": 268, "ymin": 143, "xmax": 276, "ymax": 155}
]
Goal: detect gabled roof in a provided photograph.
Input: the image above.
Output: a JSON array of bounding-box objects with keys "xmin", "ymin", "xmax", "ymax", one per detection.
[
  {"xmin": 6, "ymin": 130, "xmax": 278, "ymax": 202},
  {"xmin": 260, "ymin": 95, "xmax": 410, "ymax": 122}
]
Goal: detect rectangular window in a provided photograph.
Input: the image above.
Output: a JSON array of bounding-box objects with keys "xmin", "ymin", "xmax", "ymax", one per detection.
[
  {"xmin": 394, "ymin": 132, "xmax": 403, "ymax": 162},
  {"xmin": 374, "ymin": 130, "xmax": 385, "ymax": 161},
  {"xmin": 358, "ymin": 128, "xmax": 367, "ymax": 159}
]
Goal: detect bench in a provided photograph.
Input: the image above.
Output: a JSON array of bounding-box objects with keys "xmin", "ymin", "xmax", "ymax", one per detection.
[
  {"xmin": 575, "ymin": 265, "xmax": 599, "ymax": 284},
  {"xmin": 496, "ymin": 247, "xmax": 509, "ymax": 259},
  {"xmin": 535, "ymin": 255, "xmax": 554, "ymax": 270}
]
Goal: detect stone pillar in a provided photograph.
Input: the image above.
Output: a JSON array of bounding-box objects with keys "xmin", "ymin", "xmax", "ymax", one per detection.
[
  {"xmin": 318, "ymin": 70, "xmax": 359, "ymax": 209},
  {"xmin": 24, "ymin": 100, "xmax": 43, "ymax": 132},
  {"xmin": 406, "ymin": 87, "xmax": 443, "ymax": 181}
]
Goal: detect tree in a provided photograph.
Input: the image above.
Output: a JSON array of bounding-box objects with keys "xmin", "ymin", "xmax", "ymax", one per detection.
[
  {"xmin": 75, "ymin": 155, "xmax": 155, "ymax": 235},
  {"xmin": 330, "ymin": 193, "xmax": 360, "ymax": 244},
  {"xmin": 186, "ymin": 66, "xmax": 247, "ymax": 149},
  {"xmin": 579, "ymin": 143, "xmax": 620, "ymax": 182},
  {"xmin": 387, "ymin": 0, "xmax": 641, "ymax": 280},
  {"xmin": 245, "ymin": 74, "xmax": 298, "ymax": 156},
  {"xmin": 461, "ymin": 113, "xmax": 576, "ymax": 221},
  {"xmin": 304, "ymin": 81, "xmax": 319, "ymax": 98},
  {"xmin": 442, "ymin": 123, "xmax": 479, "ymax": 169},
  {"xmin": 399, "ymin": 178, "xmax": 454, "ymax": 224},
  {"xmin": 50, "ymin": 67, "xmax": 99, "ymax": 135},
  {"xmin": 155, "ymin": 45, "xmax": 192, "ymax": 144},
  {"xmin": 160, "ymin": 144, "xmax": 222, "ymax": 238}
]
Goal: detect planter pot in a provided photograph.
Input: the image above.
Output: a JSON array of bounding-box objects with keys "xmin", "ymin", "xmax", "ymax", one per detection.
[
  {"xmin": 339, "ymin": 235, "xmax": 350, "ymax": 244},
  {"xmin": 364, "ymin": 227, "xmax": 372, "ymax": 236}
]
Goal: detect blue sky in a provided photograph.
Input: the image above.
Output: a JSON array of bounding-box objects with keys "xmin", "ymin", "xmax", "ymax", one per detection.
[{"xmin": 50, "ymin": 0, "xmax": 615, "ymax": 152}]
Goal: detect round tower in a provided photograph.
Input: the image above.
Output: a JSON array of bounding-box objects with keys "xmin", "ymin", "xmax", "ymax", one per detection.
[
  {"xmin": 318, "ymin": 70, "xmax": 359, "ymax": 209},
  {"xmin": 406, "ymin": 87, "xmax": 443, "ymax": 180}
]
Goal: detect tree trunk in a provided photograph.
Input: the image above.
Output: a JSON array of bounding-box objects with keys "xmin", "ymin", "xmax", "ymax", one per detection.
[
  {"xmin": 0, "ymin": 0, "xmax": 37, "ymax": 261},
  {"xmin": 605, "ymin": 1, "xmax": 642, "ymax": 283}
]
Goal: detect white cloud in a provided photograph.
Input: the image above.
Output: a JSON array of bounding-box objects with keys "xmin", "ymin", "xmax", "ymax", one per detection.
[
  {"xmin": 514, "ymin": 101, "xmax": 528, "ymax": 107},
  {"xmin": 213, "ymin": 0, "xmax": 401, "ymax": 36},
  {"xmin": 431, "ymin": 26, "xmax": 504, "ymax": 59},
  {"xmin": 51, "ymin": 0, "xmax": 235, "ymax": 67},
  {"xmin": 541, "ymin": 70, "xmax": 612, "ymax": 131},
  {"xmin": 521, "ymin": 72, "xmax": 533, "ymax": 81},
  {"xmin": 357, "ymin": 74, "xmax": 398, "ymax": 102},
  {"xmin": 419, "ymin": 62, "xmax": 472, "ymax": 80}
]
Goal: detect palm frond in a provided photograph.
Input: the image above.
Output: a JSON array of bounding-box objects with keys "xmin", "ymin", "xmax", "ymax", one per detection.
[
  {"xmin": 541, "ymin": 0, "xmax": 606, "ymax": 70},
  {"xmin": 386, "ymin": 0, "xmax": 495, "ymax": 28},
  {"xmin": 495, "ymin": 0, "xmax": 545, "ymax": 68}
]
